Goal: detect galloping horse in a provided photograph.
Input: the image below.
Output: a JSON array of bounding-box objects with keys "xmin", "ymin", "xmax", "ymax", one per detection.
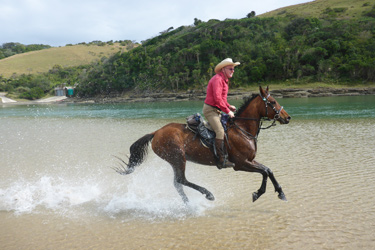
[{"xmin": 114, "ymin": 86, "xmax": 291, "ymax": 203}]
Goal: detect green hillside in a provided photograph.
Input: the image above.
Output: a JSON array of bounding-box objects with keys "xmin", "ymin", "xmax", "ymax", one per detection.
[
  {"xmin": 260, "ymin": 0, "xmax": 373, "ymax": 19},
  {"xmin": 73, "ymin": 0, "xmax": 374, "ymax": 96},
  {"xmin": 0, "ymin": 43, "xmax": 128, "ymax": 77}
]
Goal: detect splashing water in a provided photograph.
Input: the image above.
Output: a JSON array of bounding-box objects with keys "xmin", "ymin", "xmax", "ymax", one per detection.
[{"xmin": 0, "ymin": 159, "xmax": 215, "ymax": 220}]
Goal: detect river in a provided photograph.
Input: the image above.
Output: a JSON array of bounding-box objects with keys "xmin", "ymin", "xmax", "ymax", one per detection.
[{"xmin": 1, "ymin": 95, "xmax": 375, "ymax": 249}]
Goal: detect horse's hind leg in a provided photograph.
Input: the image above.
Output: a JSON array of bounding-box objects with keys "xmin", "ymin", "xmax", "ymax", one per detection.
[
  {"xmin": 152, "ymin": 130, "xmax": 215, "ymax": 203},
  {"xmin": 173, "ymin": 168, "xmax": 189, "ymax": 204},
  {"xmin": 172, "ymin": 161, "xmax": 215, "ymax": 202}
]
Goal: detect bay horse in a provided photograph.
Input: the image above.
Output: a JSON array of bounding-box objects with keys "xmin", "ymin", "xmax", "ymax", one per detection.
[{"xmin": 114, "ymin": 86, "xmax": 291, "ymax": 203}]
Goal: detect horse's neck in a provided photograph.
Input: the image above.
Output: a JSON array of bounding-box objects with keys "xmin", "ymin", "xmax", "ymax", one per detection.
[
  {"xmin": 235, "ymin": 116, "xmax": 260, "ymax": 137},
  {"xmin": 236, "ymin": 98, "xmax": 264, "ymax": 135}
]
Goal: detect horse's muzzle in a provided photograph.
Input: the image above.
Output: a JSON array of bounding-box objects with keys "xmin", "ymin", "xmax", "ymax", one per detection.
[
  {"xmin": 277, "ymin": 113, "xmax": 291, "ymax": 124},
  {"xmin": 280, "ymin": 115, "xmax": 291, "ymax": 124}
]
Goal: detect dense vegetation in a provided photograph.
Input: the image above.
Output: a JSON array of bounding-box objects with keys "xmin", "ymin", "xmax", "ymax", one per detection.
[
  {"xmin": 0, "ymin": 42, "xmax": 51, "ymax": 60},
  {"xmin": 75, "ymin": 8, "xmax": 375, "ymax": 96},
  {"xmin": 1, "ymin": 2, "xmax": 375, "ymax": 99}
]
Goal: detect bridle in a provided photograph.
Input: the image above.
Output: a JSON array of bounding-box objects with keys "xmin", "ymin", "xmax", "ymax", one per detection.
[
  {"xmin": 229, "ymin": 93, "xmax": 284, "ymax": 140},
  {"xmin": 260, "ymin": 92, "xmax": 284, "ymax": 121}
]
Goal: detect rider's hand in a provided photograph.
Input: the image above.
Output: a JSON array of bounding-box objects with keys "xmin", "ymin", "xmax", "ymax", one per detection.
[
  {"xmin": 228, "ymin": 111, "xmax": 235, "ymax": 118},
  {"xmin": 229, "ymin": 105, "xmax": 236, "ymax": 112}
]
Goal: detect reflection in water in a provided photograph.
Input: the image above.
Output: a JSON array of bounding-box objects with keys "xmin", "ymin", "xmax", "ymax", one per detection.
[{"xmin": 1, "ymin": 98, "xmax": 375, "ymax": 249}]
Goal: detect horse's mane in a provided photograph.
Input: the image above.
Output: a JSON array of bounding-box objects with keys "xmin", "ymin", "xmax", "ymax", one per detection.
[{"xmin": 235, "ymin": 93, "xmax": 259, "ymax": 117}]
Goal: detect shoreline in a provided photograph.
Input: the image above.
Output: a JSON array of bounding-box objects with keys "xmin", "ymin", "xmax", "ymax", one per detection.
[
  {"xmin": 2, "ymin": 86, "xmax": 375, "ymax": 105},
  {"xmin": 62, "ymin": 86, "xmax": 375, "ymax": 104}
]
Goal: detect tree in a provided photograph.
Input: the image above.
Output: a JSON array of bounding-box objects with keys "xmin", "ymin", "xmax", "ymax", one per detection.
[
  {"xmin": 247, "ymin": 11, "xmax": 256, "ymax": 18},
  {"xmin": 194, "ymin": 18, "xmax": 202, "ymax": 26},
  {"xmin": 160, "ymin": 27, "xmax": 174, "ymax": 35}
]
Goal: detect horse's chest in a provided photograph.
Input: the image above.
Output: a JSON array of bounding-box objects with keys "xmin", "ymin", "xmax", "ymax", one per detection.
[
  {"xmin": 232, "ymin": 138, "xmax": 257, "ymax": 160},
  {"xmin": 247, "ymin": 139, "xmax": 257, "ymax": 154}
]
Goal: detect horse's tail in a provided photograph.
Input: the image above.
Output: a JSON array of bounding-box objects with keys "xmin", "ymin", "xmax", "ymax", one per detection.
[
  {"xmin": 129, "ymin": 133, "xmax": 155, "ymax": 168},
  {"xmin": 113, "ymin": 133, "xmax": 155, "ymax": 175}
]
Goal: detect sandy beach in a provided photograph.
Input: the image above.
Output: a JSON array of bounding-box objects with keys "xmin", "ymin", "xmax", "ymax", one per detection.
[{"xmin": 0, "ymin": 93, "xmax": 67, "ymax": 104}]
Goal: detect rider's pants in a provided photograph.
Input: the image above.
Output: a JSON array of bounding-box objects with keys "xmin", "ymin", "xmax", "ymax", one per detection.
[{"xmin": 203, "ymin": 103, "xmax": 224, "ymax": 139}]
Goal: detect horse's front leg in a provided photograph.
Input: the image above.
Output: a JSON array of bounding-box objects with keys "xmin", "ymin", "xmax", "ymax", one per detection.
[
  {"xmin": 268, "ymin": 169, "xmax": 287, "ymax": 201},
  {"xmin": 234, "ymin": 160, "xmax": 287, "ymax": 202},
  {"xmin": 253, "ymin": 172, "xmax": 267, "ymax": 202}
]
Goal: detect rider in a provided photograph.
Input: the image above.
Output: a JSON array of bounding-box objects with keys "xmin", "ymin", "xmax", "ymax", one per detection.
[{"xmin": 203, "ymin": 58, "xmax": 240, "ymax": 169}]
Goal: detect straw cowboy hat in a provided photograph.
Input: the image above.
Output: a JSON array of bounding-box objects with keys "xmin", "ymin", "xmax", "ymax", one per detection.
[{"xmin": 214, "ymin": 58, "xmax": 240, "ymax": 74}]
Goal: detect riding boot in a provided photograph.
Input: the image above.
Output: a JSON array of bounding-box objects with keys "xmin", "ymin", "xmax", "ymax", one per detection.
[{"xmin": 215, "ymin": 139, "xmax": 235, "ymax": 169}]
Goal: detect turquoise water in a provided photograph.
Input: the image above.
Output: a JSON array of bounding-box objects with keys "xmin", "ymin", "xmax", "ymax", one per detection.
[
  {"xmin": 1, "ymin": 94, "xmax": 375, "ymax": 249},
  {"xmin": 278, "ymin": 95, "xmax": 375, "ymax": 119},
  {"xmin": 1, "ymin": 95, "xmax": 375, "ymax": 120}
]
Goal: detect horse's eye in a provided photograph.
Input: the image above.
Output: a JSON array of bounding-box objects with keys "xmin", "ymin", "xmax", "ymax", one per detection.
[{"xmin": 270, "ymin": 101, "xmax": 276, "ymax": 105}]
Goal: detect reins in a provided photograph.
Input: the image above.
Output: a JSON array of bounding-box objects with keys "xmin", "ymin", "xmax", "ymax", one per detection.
[
  {"xmin": 230, "ymin": 117, "xmax": 276, "ymax": 141},
  {"xmin": 228, "ymin": 93, "xmax": 282, "ymax": 141}
]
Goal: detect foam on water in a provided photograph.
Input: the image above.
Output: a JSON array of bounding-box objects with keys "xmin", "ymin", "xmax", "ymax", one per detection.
[
  {"xmin": 0, "ymin": 158, "xmax": 214, "ymax": 220},
  {"xmin": 0, "ymin": 176, "xmax": 101, "ymax": 215},
  {"xmin": 103, "ymin": 157, "xmax": 216, "ymax": 220}
]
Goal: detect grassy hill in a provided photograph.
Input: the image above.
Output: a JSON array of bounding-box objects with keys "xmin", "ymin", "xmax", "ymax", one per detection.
[
  {"xmin": 260, "ymin": 0, "xmax": 373, "ymax": 19},
  {"xmin": 0, "ymin": 43, "xmax": 128, "ymax": 77}
]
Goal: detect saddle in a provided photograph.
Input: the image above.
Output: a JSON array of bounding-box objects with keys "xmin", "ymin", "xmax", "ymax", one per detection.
[{"xmin": 186, "ymin": 113, "xmax": 229, "ymax": 148}]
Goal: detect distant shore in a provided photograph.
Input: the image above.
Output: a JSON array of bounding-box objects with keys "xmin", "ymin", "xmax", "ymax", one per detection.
[
  {"xmin": 62, "ymin": 86, "xmax": 375, "ymax": 104},
  {"xmin": 2, "ymin": 86, "xmax": 375, "ymax": 105}
]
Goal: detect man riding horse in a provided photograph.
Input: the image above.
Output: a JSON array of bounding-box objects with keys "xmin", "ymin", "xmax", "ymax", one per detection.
[
  {"xmin": 114, "ymin": 58, "xmax": 291, "ymax": 203},
  {"xmin": 203, "ymin": 58, "xmax": 240, "ymax": 169}
]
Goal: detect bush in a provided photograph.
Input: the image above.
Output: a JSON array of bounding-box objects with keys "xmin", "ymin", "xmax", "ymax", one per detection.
[
  {"xmin": 0, "ymin": 82, "xmax": 6, "ymax": 91},
  {"xmin": 364, "ymin": 5, "xmax": 375, "ymax": 18},
  {"xmin": 15, "ymin": 86, "xmax": 30, "ymax": 93},
  {"xmin": 19, "ymin": 87, "xmax": 44, "ymax": 100}
]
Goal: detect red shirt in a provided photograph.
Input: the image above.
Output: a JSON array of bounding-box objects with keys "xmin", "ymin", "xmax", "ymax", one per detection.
[{"xmin": 204, "ymin": 72, "xmax": 231, "ymax": 114}]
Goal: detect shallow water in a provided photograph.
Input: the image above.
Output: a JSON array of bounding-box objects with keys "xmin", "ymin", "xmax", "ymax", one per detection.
[{"xmin": 1, "ymin": 96, "xmax": 375, "ymax": 249}]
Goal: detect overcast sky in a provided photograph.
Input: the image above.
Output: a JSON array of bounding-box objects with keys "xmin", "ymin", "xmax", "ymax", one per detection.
[{"xmin": 1, "ymin": 0, "xmax": 312, "ymax": 47}]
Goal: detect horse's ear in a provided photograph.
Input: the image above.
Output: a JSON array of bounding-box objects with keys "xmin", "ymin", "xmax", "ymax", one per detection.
[
  {"xmin": 259, "ymin": 86, "xmax": 265, "ymax": 96},
  {"xmin": 259, "ymin": 86, "xmax": 269, "ymax": 94}
]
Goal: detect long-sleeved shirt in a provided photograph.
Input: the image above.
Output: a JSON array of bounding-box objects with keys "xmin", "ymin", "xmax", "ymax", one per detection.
[{"xmin": 204, "ymin": 72, "xmax": 231, "ymax": 114}]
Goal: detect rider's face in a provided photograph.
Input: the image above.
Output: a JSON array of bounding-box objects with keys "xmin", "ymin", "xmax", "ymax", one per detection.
[{"xmin": 223, "ymin": 67, "xmax": 235, "ymax": 78}]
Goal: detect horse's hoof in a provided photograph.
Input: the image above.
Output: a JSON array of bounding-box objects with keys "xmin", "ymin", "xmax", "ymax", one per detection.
[
  {"xmin": 206, "ymin": 193, "xmax": 215, "ymax": 201},
  {"xmin": 252, "ymin": 192, "xmax": 259, "ymax": 202},
  {"xmin": 278, "ymin": 192, "xmax": 287, "ymax": 201}
]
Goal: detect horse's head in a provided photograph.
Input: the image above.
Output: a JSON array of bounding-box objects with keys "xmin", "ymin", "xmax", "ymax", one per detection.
[{"xmin": 259, "ymin": 86, "xmax": 291, "ymax": 124}]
